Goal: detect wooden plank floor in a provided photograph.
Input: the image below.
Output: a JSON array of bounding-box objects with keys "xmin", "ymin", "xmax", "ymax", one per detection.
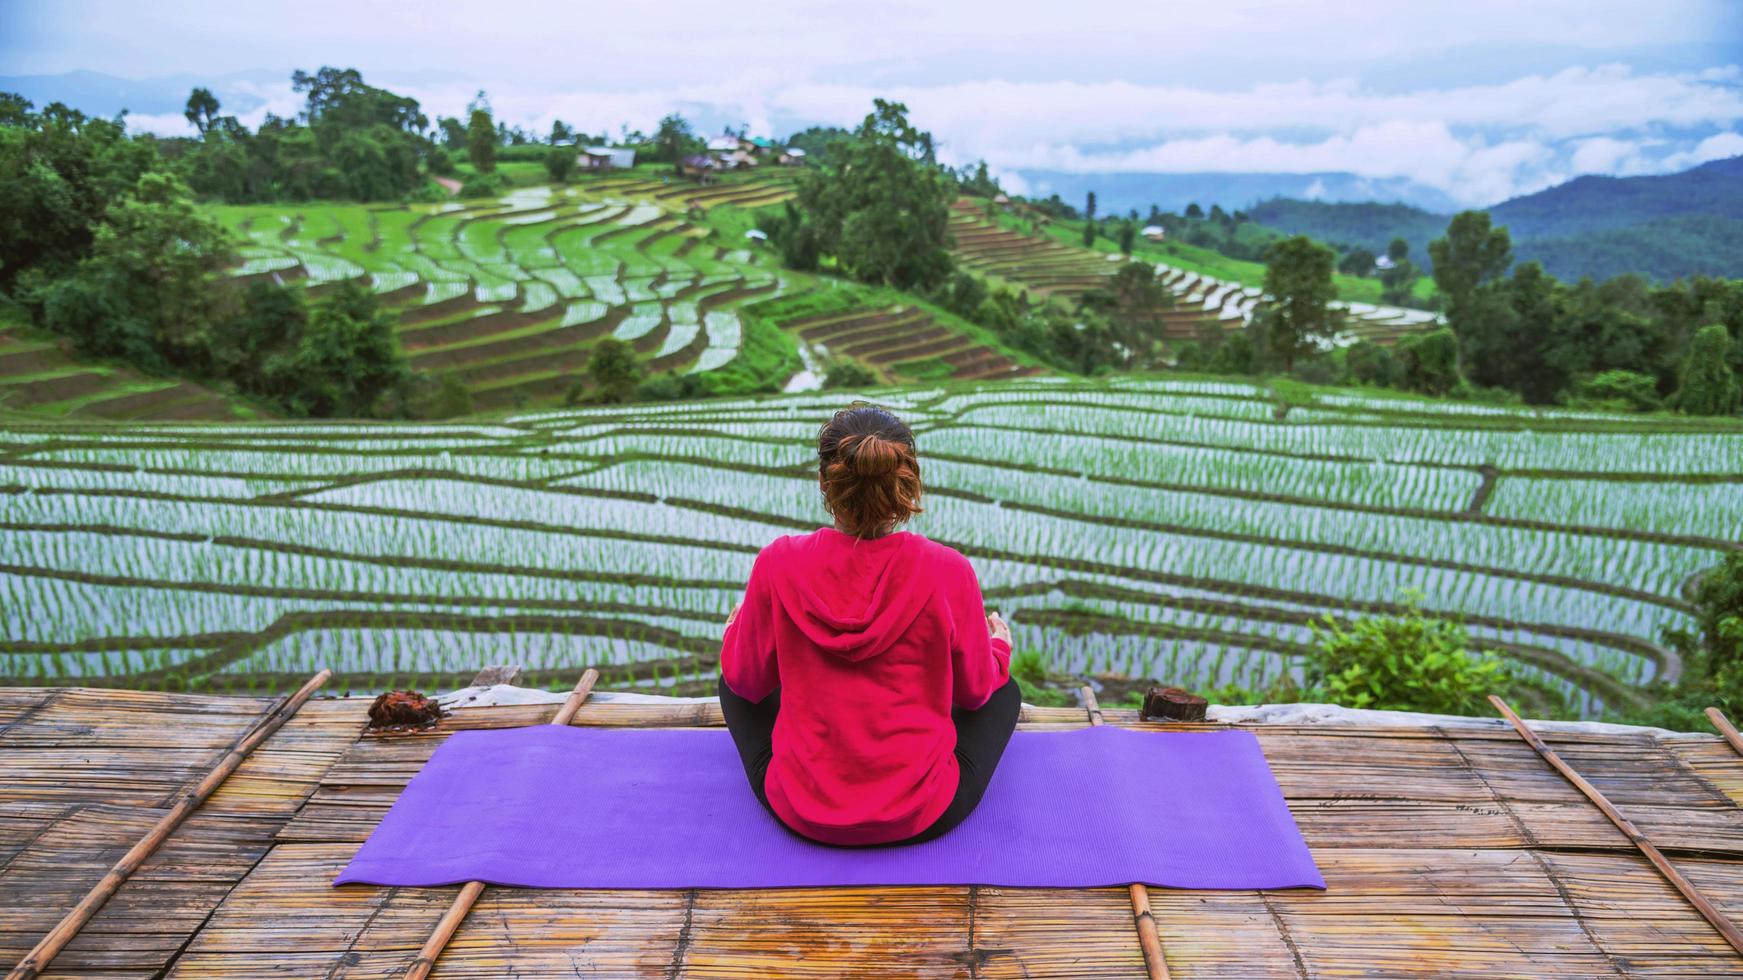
[
  {"xmin": 0, "ymin": 690, "xmax": 361, "ymax": 977},
  {"xmin": 3, "ymin": 688, "xmax": 1741, "ymax": 978}
]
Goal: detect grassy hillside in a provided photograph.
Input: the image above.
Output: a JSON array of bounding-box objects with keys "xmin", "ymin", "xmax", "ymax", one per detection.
[{"xmin": 999, "ymin": 209, "xmax": 1437, "ymax": 306}]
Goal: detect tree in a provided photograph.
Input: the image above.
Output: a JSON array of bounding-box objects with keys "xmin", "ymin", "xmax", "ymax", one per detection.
[
  {"xmin": 278, "ymin": 282, "xmax": 407, "ymax": 417},
  {"xmin": 436, "ymin": 116, "xmax": 466, "ymax": 150},
  {"xmin": 184, "ymin": 87, "xmax": 221, "ymax": 136},
  {"xmin": 549, "ymin": 119, "xmax": 574, "ymax": 145},
  {"xmin": 585, "ymin": 338, "xmax": 643, "ymax": 403},
  {"xmin": 210, "ymin": 281, "xmax": 307, "ymax": 387},
  {"xmin": 653, "ymin": 114, "xmax": 699, "ymax": 172},
  {"xmin": 1378, "ymin": 237, "xmax": 1420, "ymax": 306},
  {"xmin": 783, "ymin": 100, "xmax": 955, "ymax": 291},
  {"xmin": 1083, "ymin": 191, "xmax": 1097, "ymax": 248},
  {"xmin": 1118, "ymin": 222, "xmax": 1136, "ymax": 256},
  {"xmin": 1184, "ymin": 202, "xmax": 1204, "ymax": 220},
  {"xmin": 1079, "ymin": 263, "xmax": 1174, "ymax": 367},
  {"xmin": 0, "ymin": 98, "xmax": 163, "ymax": 294},
  {"xmin": 544, "ymin": 146, "xmax": 575, "ymax": 183},
  {"xmin": 1337, "ymin": 248, "xmax": 1376, "ymax": 276},
  {"xmin": 1396, "ymin": 328, "xmax": 1461, "ymax": 395},
  {"xmin": 1260, "ymin": 235, "xmax": 1340, "ymax": 372},
  {"xmin": 467, "ymin": 90, "xmax": 495, "ymax": 172},
  {"xmin": 1671, "ymin": 324, "xmax": 1742, "ymax": 416},
  {"xmin": 42, "ymin": 171, "xmax": 234, "ymax": 369},
  {"xmin": 292, "ymin": 67, "xmax": 426, "ymax": 134},
  {"xmin": 1429, "ymin": 210, "xmax": 1512, "ymax": 319}
]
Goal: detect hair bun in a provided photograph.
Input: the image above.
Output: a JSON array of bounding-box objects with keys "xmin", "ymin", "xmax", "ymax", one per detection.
[
  {"xmin": 817, "ymin": 405, "xmax": 924, "ymax": 538},
  {"xmin": 844, "ymin": 433, "xmax": 901, "ymax": 478}
]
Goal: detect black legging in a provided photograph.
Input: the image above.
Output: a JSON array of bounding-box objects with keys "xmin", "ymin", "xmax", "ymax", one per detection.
[{"xmin": 717, "ymin": 674, "xmax": 1023, "ymax": 847}]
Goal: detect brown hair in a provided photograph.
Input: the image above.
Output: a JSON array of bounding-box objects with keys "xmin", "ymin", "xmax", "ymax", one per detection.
[{"xmin": 818, "ymin": 405, "xmax": 922, "ymax": 539}]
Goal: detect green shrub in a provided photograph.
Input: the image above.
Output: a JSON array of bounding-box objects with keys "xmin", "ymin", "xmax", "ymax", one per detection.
[
  {"xmin": 583, "ymin": 338, "xmax": 642, "ymax": 404},
  {"xmin": 543, "ymin": 147, "xmax": 576, "ymax": 184},
  {"xmin": 1396, "ymin": 327, "xmax": 1461, "ymax": 396},
  {"xmin": 1671, "ymin": 324, "xmax": 1742, "ymax": 416},
  {"xmin": 457, "ymin": 171, "xmax": 503, "ymax": 199},
  {"xmin": 822, "ymin": 360, "xmax": 877, "ymax": 388},
  {"xmin": 633, "ymin": 371, "xmax": 708, "ymax": 402},
  {"xmin": 1009, "ymin": 649, "xmax": 1070, "ymax": 706},
  {"xmin": 1344, "ymin": 340, "xmax": 1401, "ymax": 388},
  {"xmin": 1303, "ymin": 602, "xmax": 1509, "ymax": 716},
  {"xmin": 1571, "ymin": 370, "xmax": 1663, "ymax": 412}
]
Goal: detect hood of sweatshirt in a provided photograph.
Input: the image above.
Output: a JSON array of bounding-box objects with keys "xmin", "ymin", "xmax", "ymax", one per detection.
[{"xmin": 767, "ymin": 528, "xmax": 935, "ymax": 662}]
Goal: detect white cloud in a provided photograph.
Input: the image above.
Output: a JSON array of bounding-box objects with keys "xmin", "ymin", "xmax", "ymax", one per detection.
[{"xmin": 63, "ymin": 0, "xmax": 1738, "ymax": 206}]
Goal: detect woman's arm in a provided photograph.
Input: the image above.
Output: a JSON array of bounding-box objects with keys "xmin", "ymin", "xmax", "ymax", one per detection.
[
  {"xmin": 949, "ymin": 560, "xmax": 1013, "ymax": 710},
  {"xmin": 720, "ymin": 550, "xmax": 779, "ymax": 703}
]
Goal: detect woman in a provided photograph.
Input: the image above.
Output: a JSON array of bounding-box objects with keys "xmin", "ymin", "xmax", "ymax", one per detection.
[{"xmin": 717, "ymin": 404, "xmax": 1019, "ymax": 847}]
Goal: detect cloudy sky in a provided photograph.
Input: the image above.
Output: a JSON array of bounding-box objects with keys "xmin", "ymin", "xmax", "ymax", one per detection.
[{"xmin": 4, "ymin": 0, "xmax": 1741, "ymax": 206}]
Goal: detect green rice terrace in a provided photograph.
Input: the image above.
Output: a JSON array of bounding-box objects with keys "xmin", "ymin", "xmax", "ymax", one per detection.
[
  {"xmin": 3, "ymin": 375, "xmax": 1738, "ymax": 721},
  {"xmin": 205, "ymin": 171, "xmax": 1037, "ymax": 412}
]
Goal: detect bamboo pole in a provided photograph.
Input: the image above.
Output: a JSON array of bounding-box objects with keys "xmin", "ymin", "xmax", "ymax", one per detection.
[
  {"xmin": 1490, "ymin": 695, "xmax": 1743, "ymax": 957},
  {"xmin": 1707, "ymin": 707, "xmax": 1743, "ymax": 758},
  {"xmin": 6, "ymin": 670, "xmax": 332, "ymax": 980},
  {"xmin": 403, "ymin": 668, "xmax": 598, "ymax": 980},
  {"xmin": 1081, "ymin": 686, "xmax": 1171, "ymax": 980}
]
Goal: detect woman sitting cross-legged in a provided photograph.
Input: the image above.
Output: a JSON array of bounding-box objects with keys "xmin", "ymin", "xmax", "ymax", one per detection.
[{"xmin": 717, "ymin": 404, "xmax": 1020, "ymax": 847}]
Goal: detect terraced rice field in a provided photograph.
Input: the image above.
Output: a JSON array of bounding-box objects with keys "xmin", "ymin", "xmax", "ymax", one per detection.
[
  {"xmin": 951, "ymin": 199, "xmax": 1442, "ymax": 346},
  {"xmin": 950, "ymin": 201, "xmax": 1128, "ymax": 301},
  {"xmin": 212, "ymin": 173, "xmax": 804, "ymax": 409},
  {"xmin": 0, "ymin": 324, "xmax": 249, "ymax": 421},
  {"xmin": 783, "ymin": 303, "xmax": 1041, "ymax": 384},
  {"xmin": 3, "ymin": 376, "xmax": 1736, "ymax": 719}
]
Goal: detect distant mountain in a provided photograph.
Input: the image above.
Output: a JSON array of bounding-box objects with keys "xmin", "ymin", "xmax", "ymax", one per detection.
[
  {"xmin": 1009, "ymin": 170, "xmax": 1463, "ymax": 216},
  {"xmin": 1244, "ymin": 156, "xmax": 1743, "ymax": 282},
  {"xmin": 1245, "ymin": 199, "xmax": 1448, "ymax": 258},
  {"xmin": 1489, "ymin": 155, "xmax": 1743, "ymax": 239},
  {"xmin": 1516, "ymin": 214, "xmax": 1743, "ymax": 283}
]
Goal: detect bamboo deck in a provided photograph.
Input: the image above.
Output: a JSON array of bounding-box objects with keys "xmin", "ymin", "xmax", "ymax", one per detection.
[{"xmin": 3, "ymin": 685, "xmax": 1741, "ymax": 978}]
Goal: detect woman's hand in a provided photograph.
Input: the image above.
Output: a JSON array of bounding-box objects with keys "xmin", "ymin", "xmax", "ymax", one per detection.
[
  {"xmin": 986, "ymin": 612, "xmax": 1012, "ymax": 646},
  {"xmin": 725, "ymin": 602, "xmax": 742, "ymax": 631}
]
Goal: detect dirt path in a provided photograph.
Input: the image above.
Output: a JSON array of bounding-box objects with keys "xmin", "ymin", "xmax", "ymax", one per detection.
[{"xmin": 434, "ymin": 176, "xmax": 462, "ymax": 195}]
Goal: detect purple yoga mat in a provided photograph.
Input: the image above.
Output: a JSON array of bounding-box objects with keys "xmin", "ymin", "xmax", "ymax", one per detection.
[{"xmin": 334, "ymin": 725, "xmax": 1324, "ymax": 891}]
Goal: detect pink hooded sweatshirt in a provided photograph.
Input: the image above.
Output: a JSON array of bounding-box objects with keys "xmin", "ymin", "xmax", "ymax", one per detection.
[{"xmin": 719, "ymin": 527, "xmax": 1013, "ymax": 845}]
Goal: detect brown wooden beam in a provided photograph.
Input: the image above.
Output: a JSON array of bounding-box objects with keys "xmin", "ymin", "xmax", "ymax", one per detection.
[
  {"xmin": 403, "ymin": 667, "xmax": 599, "ymax": 980},
  {"xmin": 1707, "ymin": 707, "xmax": 1743, "ymax": 758},
  {"xmin": 6, "ymin": 670, "xmax": 332, "ymax": 980},
  {"xmin": 1081, "ymin": 686, "xmax": 1172, "ymax": 980},
  {"xmin": 1491, "ymin": 695, "xmax": 1743, "ymax": 957}
]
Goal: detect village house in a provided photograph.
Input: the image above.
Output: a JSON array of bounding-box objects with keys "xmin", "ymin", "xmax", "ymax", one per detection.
[
  {"xmin": 576, "ymin": 145, "xmax": 637, "ymax": 172},
  {"xmin": 678, "ymin": 154, "xmax": 718, "ymax": 182}
]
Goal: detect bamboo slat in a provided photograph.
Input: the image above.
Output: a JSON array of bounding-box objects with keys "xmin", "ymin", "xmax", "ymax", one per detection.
[
  {"xmin": 5, "ymin": 671, "xmax": 331, "ymax": 980},
  {"xmin": 1711, "ymin": 708, "xmax": 1743, "ymax": 758},
  {"xmin": 1081, "ymin": 686, "xmax": 1171, "ymax": 980},
  {"xmin": 1490, "ymin": 695, "xmax": 1743, "ymax": 959},
  {"xmin": 403, "ymin": 668, "xmax": 598, "ymax": 980}
]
